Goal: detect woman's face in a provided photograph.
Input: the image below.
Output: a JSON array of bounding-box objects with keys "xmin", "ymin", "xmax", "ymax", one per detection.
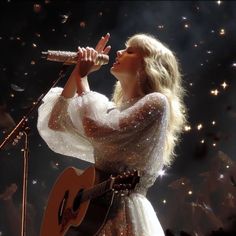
[{"xmin": 110, "ymin": 46, "xmax": 143, "ymax": 81}]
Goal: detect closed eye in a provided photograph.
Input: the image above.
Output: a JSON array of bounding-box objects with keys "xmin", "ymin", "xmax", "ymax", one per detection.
[{"xmin": 126, "ymin": 49, "xmax": 133, "ymax": 54}]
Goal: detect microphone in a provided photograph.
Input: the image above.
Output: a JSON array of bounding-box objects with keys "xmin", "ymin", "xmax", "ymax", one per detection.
[{"xmin": 41, "ymin": 50, "xmax": 109, "ymax": 65}]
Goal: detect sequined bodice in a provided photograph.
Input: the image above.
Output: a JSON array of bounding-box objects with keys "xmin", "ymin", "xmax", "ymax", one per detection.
[{"xmin": 91, "ymin": 113, "xmax": 165, "ymax": 193}]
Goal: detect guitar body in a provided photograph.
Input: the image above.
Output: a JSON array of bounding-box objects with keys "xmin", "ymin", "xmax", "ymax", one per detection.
[{"xmin": 40, "ymin": 166, "xmax": 114, "ymax": 236}]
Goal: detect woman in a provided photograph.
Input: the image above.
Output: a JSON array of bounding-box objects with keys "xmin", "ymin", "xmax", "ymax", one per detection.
[{"xmin": 37, "ymin": 32, "xmax": 187, "ymax": 235}]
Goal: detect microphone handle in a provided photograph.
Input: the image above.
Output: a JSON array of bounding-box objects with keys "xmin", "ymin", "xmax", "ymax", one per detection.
[{"xmin": 41, "ymin": 50, "xmax": 109, "ymax": 65}]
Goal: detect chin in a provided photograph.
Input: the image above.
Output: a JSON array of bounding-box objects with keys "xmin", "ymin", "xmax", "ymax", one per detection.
[{"xmin": 110, "ymin": 66, "xmax": 117, "ymax": 75}]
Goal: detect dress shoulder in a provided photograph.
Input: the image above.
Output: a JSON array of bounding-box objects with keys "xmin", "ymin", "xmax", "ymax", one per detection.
[{"xmin": 140, "ymin": 92, "xmax": 168, "ymax": 110}]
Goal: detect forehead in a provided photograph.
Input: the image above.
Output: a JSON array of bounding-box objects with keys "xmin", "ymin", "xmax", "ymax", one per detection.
[{"xmin": 126, "ymin": 40, "xmax": 140, "ymax": 48}]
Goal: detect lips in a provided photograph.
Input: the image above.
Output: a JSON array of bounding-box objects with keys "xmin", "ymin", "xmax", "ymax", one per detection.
[{"xmin": 113, "ymin": 59, "xmax": 120, "ymax": 65}]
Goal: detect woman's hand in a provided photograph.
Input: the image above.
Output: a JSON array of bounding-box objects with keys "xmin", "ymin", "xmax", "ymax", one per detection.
[
  {"xmin": 75, "ymin": 33, "xmax": 111, "ymax": 77},
  {"xmin": 76, "ymin": 47, "xmax": 98, "ymax": 77},
  {"xmin": 92, "ymin": 32, "xmax": 111, "ymax": 72}
]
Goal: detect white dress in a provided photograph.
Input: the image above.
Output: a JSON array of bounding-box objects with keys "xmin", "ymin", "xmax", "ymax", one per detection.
[{"xmin": 37, "ymin": 87, "xmax": 168, "ymax": 236}]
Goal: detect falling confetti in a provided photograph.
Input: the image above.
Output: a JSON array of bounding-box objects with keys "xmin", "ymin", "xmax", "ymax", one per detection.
[
  {"xmin": 60, "ymin": 14, "xmax": 70, "ymax": 23},
  {"xmin": 80, "ymin": 21, "xmax": 86, "ymax": 28},
  {"xmin": 33, "ymin": 3, "xmax": 42, "ymax": 13},
  {"xmin": 10, "ymin": 84, "xmax": 25, "ymax": 92}
]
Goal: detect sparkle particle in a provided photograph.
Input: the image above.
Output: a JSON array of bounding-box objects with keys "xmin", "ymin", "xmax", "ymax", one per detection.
[
  {"xmin": 184, "ymin": 125, "xmax": 191, "ymax": 131},
  {"xmin": 188, "ymin": 190, "xmax": 193, "ymax": 195},
  {"xmin": 221, "ymin": 82, "xmax": 228, "ymax": 89},
  {"xmin": 219, "ymin": 174, "xmax": 224, "ymax": 179},
  {"xmin": 219, "ymin": 28, "xmax": 225, "ymax": 35},
  {"xmin": 197, "ymin": 124, "xmax": 203, "ymax": 130},
  {"xmin": 158, "ymin": 169, "xmax": 166, "ymax": 177},
  {"xmin": 211, "ymin": 89, "xmax": 219, "ymax": 96}
]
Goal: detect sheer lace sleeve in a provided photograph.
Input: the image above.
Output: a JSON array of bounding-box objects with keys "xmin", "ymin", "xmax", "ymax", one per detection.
[
  {"xmin": 37, "ymin": 87, "xmax": 116, "ymax": 162},
  {"xmin": 37, "ymin": 87, "xmax": 95, "ymax": 162}
]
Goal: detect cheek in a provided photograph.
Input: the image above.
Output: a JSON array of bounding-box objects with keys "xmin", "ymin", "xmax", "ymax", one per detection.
[{"xmin": 125, "ymin": 59, "xmax": 140, "ymax": 70}]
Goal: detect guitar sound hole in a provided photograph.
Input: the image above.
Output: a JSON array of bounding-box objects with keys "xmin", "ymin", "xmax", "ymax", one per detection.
[{"xmin": 72, "ymin": 189, "xmax": 84, "ymax": 212}]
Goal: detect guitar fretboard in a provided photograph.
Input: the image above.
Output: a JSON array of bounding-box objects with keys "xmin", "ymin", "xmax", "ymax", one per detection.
[{"xmin": 81, "ymin": 178, "xmax": 113, "ymax": 202}]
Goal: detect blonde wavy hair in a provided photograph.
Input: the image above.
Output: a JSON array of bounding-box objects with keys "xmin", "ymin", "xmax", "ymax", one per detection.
[{"xmin": 112, "ymin": 33, "xmax": 187, "ymax": 166}]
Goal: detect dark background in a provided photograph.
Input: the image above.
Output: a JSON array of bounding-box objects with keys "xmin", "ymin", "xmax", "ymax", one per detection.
[{"xmin": 0, "ymin": 1, "xmax": 236, "ymax": 235}]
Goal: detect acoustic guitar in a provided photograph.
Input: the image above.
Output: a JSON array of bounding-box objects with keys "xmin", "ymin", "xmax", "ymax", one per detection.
[{"xmin": 40, "ymin": 166, "xmax": 140, "ymax": 236}]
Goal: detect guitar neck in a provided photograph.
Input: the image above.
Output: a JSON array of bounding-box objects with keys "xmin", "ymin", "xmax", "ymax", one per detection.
[{"xmin": 81, "ymin": 178, "xmax": 114, "ymax": 202}]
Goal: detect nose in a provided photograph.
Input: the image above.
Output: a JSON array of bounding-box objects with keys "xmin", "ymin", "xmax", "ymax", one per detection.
[{"xmin": 116, "ymin": 50, "xmax": 124, "ymax": 57}]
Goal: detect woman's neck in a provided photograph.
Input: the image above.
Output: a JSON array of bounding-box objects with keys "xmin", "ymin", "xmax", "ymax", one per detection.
[{"xmin": 119, "ymin": 79, "xmax": 143, "ymax": 103}]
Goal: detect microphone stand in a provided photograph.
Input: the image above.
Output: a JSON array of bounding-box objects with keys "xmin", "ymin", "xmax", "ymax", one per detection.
[{"xmin": 0, "ymin": 64, "xmax": 69, "ymax": 236}]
